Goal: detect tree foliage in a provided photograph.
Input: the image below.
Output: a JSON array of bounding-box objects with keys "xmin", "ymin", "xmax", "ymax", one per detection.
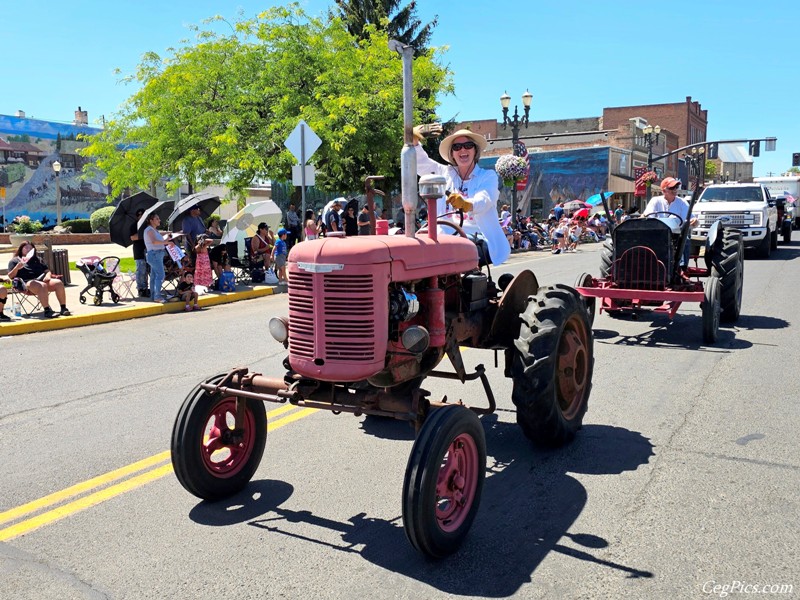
[
  {"xmin": 81, "ymin": 4, "xmax": 452, "ymax": 199},
  {"xmin": 332, "ymin": 0, "xmax": 438, "ymax": 55}
]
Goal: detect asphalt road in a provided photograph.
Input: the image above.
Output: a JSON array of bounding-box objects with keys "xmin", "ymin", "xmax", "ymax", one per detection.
[{"xmin": 1, "ymin": 241, "xmax": 798, "ymax": 600}]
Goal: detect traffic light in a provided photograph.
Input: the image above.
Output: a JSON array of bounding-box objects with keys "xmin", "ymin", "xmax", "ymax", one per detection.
[
  {"xmin": 793, "ymin": 152, "xmax": 800, "ymax": 167},
  {"xmin": 749, "ymin": 140, "xmax": 760, "ymax": 157},
  {"xmin": 707, "ymin": 142, "xmax": 719, "ymax": 159}
]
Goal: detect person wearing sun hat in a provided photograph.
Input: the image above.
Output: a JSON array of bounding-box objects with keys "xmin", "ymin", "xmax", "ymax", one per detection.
[
  {"xmin": 411, "ymin": 123, "xmax": 509, "ymax": 265},
  {"xmin": 643, "ymin": 176, "xmax": 697, "ymax": 266}
]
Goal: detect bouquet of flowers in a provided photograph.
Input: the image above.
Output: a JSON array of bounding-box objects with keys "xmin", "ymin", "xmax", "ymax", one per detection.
[
  {"xmin": 641, "ymin": 171, "xmax": 657, "ymax": 187},
  {"xmin": 495, "ymin": 155, "xmax": 528, "ymax": 187},
  {"xmin": 11, "ymin": 215, "xmax": 43, "ymax": 234}
]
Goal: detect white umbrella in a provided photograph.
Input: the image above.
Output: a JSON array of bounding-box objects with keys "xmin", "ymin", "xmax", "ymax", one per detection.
[{"xmin": 220, "ymin": 201, "xmax": 283, "ymax": 255}]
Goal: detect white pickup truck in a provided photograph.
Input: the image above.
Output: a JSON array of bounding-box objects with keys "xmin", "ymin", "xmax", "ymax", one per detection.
[{"xmin": 691, "ymin": 183, "xmax": 778, "ymax": 258}]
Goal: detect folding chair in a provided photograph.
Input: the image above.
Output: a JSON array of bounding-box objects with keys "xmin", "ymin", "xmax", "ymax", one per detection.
[
  {"xmin": 9, "ymin": 281, "xmax": 43, "ymax": 317},
  {"xmin": 227, "ymin": 239, "xmax": 252, "ymax": 284}
]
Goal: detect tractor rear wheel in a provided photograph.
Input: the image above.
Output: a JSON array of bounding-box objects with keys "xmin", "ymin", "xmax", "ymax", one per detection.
[
  {"xmin": 702, "ymin": 274, "xmax": 721, "ymax": 344},
  {"xmin": 402, "ymin": 405, "xmax": 486, "ymax": 558},
  {"xmin": 599, "ymin": 239, "xmax": 614, "ymax": 279},
  {"xmin": 710, "ymin": 229, "xmax": 744, "ymax": 323},
  {"xmin": 511, "ymin": 285, "xmax": 594, "ymax": 447},
  {"xmin": 171, "ymin": 373, "xmax": 267, "ymax": 500}
]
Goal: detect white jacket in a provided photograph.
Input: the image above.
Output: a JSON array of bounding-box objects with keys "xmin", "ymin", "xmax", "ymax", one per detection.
[{"xmin": 414, "ymin": 145, "xmax": 509, "ymax": 265}]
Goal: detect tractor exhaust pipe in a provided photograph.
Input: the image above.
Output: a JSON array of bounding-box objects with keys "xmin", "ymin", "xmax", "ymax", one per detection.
[{"xmin": 390, "ymin": 39, "xmax": 418, "ymax": 238}]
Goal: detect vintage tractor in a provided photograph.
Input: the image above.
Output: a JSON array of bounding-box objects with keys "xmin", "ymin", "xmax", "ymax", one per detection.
[
  {"xmin": 575, "ymin": 184, "xmax": 744, "ymax": 344},
  {"xmin": 170, "ymin": 41, "xmax": 594, "ymax": 559}
]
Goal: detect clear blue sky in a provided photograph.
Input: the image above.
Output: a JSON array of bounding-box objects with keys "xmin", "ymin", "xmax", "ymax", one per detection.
[{"xmin": 3, "ymin": 0, "xmax": 795, "ymax": 177}]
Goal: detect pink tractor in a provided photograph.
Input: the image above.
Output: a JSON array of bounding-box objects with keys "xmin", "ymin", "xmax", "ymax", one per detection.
[{"xmin": 170, "ymin": 41, "xmax": 595, "ymax": 558}]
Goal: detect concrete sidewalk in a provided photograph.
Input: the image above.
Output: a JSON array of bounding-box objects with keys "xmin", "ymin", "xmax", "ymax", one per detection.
[{"xmin": 1, "ymin": 242, "xmax": 279, "ymax": 336}]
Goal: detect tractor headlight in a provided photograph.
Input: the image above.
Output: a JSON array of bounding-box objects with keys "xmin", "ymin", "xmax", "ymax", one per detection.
[
  {"xmin": 401, "ymin": 325, "xmax": 430, "ymax": 354},
  {"xmin": 269, "ymin": 317, "xmax": 289, "ymax": 343}
]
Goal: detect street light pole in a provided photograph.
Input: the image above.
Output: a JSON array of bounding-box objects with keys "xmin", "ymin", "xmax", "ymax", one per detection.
[
  {"xmin": 52, "ymin": 160, "xmax": 62, "ymax": 226},
  {"xmin": 500, "ymin": 90, "xmax": 532, "ymax": 217},
  {"xmin": 643, "ymin": 124, "xmax": 661, "ymax": 205}
]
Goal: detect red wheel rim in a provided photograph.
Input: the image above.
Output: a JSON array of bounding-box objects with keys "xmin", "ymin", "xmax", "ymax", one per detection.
[
  {"xmin": 435, "ymin": 433, "xmax": 479, "ymax": 533},
  {"xmin": 556, "ymin": 314, "xmax": 590, "ymax": 419},
  {"xmin": 200, "ymin": 398, "xmax": 257, "ymax": 478}
]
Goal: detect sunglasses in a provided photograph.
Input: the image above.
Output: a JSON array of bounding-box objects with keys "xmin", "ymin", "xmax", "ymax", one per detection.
[
  {"xmin": 668, "ymin": 185, "xmax": 680, "ymax": 190},
  {"xmin": 451, "ymin": 141, "xmax": 477, "ymax": 152}
]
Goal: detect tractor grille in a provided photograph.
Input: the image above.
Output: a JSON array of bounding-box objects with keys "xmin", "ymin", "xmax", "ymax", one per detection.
[
  {"xmin": 614, "ymin": 246, "xmax": 667, "ymax": 291},
  {"xmin": 288, "ymin": 271, "xmax": 377, "ymax": 362},
  {"xmin": 699, "ymin": 212, "xmax": 760, "ymax": 227}
]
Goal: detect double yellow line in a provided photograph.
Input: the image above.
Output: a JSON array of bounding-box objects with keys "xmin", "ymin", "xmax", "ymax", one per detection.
[{"xmin": 0, "ymin": 404, "xmax": 316, "ymax": 542}]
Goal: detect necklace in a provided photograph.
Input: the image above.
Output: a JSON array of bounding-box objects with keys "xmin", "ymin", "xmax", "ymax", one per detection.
[{"xmin": 455, "ymin": 165, "xmax": 475, "ymax": 195}]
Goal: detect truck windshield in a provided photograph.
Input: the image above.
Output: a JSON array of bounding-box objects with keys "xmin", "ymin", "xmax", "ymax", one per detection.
[{"xmin": 699, "ymin": 187, "xmax": 762, "ymax": 202}]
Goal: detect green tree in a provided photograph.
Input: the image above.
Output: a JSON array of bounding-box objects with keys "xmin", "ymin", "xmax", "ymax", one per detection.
[
  {"xmin": 788, "ymin": 166, "xmax": 800, "ymax": 175},
  {"xmin": 332, "ymin": 0, "xmax": 438, "ymax": 55},
  {"xmin": 705, "ymin": 160, "xmax": 717, "ymax": 178},
  {"xmin": 81, "ymin": 4, "xmax": 451, "ymax": 199}
]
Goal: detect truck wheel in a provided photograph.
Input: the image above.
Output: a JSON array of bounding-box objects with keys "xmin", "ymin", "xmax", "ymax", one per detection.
[
  {"xmin": 574, "ymin": 273, "xmax": 595, "ymax": 327},
  {"xmin": 511, "ymin": 285, "xmax": 594, "ymax": 447},
  {"xmin": 599, "ymin": 239, "xmax": 614, "ymax": 279},
  {"xmin": 710, "ymin": 229, "xmax": 744, "ymax": 323},
  {"xmin": 171, "ymin": 373, "xmax": 267, "ymax": 500},
  {"xmin": 702, "ymin": 274, "xmax": 721, "ymax": 344},
  {"xmin": 771, "ymin": 229, "xmax": 779, "ymax": 250},
  {"xmin": 756, "ymin": 228, "xmax": 772, "ymax": 259},
  {"xmin": 402, "ymin": 405, "xmax": 486, "ymax": 559}
]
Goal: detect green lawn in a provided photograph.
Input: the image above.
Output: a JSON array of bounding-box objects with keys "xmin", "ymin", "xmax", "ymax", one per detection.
[{"xmin": 69, "ymin": 257, "xmax": 137, "ymax": 272}]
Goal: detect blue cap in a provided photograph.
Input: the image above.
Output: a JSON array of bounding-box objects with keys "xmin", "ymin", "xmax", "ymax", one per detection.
[{"xmin": 277, "ymin": 228, "xmax": 287, "ymax": 236}]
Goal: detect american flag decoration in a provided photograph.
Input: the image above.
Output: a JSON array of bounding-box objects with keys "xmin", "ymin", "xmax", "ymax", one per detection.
[
  {"xmin": 513, "ymin": 141, "xmax": 529, "ymax": 191},
  {"xmin": 634, "ymin": 166, "xmax": 647, "ymax": 197}
]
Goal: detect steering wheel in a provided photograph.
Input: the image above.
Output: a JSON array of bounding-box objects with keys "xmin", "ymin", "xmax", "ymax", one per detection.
[
  {"xmin": 646, "ymin": 211, "xmax": 684, "ymax": 227},
  {"xmin": 416, "ymin": 218, "xmax": 469, "ymax": 239}
]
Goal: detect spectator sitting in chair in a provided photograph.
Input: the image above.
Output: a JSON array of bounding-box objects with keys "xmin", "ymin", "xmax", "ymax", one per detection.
[
  {"xmin": 250, "ymin": 222, "xmax": 272, "ymax": 270},
  {"xmin": 0, "ymin": 284, "xmax": 10, "ymax": 321},
  {"xmin": 208, "ymin": 242, "xmax": 229, "ymax": 283},
  {"xmin": 6, "ymin": 241, "xmax": 70, "ymax": 318}
]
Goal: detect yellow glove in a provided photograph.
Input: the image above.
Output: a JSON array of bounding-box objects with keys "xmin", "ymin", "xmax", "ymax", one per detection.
[{"xmin": 447, "ymin": 192, "xmax": 473, "ymax": 212}]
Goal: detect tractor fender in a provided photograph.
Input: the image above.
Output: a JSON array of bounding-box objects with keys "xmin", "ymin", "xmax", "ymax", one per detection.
[{"xmin": 485, "ymin": 269, "xmax": 539, "ymax": 347}]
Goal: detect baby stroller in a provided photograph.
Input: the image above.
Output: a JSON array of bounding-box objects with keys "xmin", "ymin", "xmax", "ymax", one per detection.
[{"xmin": 77, "ymin": 256, "xmax": 121, "ymax": 306}]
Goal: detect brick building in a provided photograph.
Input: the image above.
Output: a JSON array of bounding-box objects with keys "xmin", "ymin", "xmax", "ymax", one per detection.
[{"xmin": 602, "ymin": 96, "xmax": 708, "ymax": 149}]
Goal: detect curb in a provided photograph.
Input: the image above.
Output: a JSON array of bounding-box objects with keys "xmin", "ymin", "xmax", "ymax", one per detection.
[{"xmin": 0, "ymin": 286, "xmax": 278, "ymax": 337}]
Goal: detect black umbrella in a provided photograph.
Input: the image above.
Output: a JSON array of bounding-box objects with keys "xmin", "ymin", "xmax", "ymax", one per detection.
[
  {"xmin": 167, "ymin": 192, "xmax": 221, "ymax": 231},
  {"xmin": 109, "ymin": 191, "xmax": 159, "ymax": 247},
  {"xmin": 137, "ymin": 201, "xmax": 175, "ymax": 234}
]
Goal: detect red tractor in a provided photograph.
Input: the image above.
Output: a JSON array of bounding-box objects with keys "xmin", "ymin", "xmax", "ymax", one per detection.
[
  {"xmin": 170, "ymin": 42, "xmax": 594, "ymax": 558},
  {"xmin": 575, "ymin": 186, "xmax": 744, "ymax": 344}
]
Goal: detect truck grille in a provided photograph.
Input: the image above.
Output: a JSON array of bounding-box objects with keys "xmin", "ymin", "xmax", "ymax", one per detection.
[
  {"xmin": 288, "ymin": 271, "xmax": 377, "ymax": 362},
  {"xmin": 699, "ymin": 212, "xmax": 760, "ymax": 227}
]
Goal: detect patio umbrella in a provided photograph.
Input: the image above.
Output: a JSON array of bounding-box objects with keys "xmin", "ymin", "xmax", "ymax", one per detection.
[
  {"xmin": 137, "ymin": 200, "xmax": 175, "ymax": 233},
  {"xmin": 220, "ymin": 201, "xmax": 283, "ymax": 249},
  {"xmin": 167, "ymin": 192, "xmax": 221, "ymax": 231},
  {"xmin": 563, "ymin": 200, "xmax": 590, "ymax": 212},
  {"xmin": 586, "ymin": 191, "xmax": 615, "ymax": 206},
  {"xmin": 109, "ymin": 191, "xmax": 159, "ymax": 247}
]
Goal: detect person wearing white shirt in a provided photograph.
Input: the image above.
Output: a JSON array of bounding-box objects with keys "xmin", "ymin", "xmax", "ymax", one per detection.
[
  {"xmin": 411, "ymin": 125, "xmax": 509, "ymax": 266},
  {"xmin": 643, "ymin": 177, "xmax": 697, "ymax": 266}
]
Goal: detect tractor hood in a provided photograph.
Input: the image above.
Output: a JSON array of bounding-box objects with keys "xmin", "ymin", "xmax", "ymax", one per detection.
[{"xmin": 289, "ymin": 234, "xmax": 478, "ymax": 280}]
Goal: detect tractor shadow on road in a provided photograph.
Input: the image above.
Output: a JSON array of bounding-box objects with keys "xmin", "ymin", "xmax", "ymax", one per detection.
[{"xmin": 189, "ymin": 420, "xmax": 655, "ymax": 596}]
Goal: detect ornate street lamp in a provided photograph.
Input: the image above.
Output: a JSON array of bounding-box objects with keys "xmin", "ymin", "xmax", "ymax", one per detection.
[
  {"xmin": 683, "ymin": 146, "xmax": 705, "ymax": 188},
  {"xmin": 643, "ymin": 125, "xmax": 661, "ymax": 203},
  {"xmin": 500, "ymin": 90, "xmax": 532, "ymax": 216},
  {"xmin": 52, "ymin": 160, "xmax": 62, "ymax": 226}
]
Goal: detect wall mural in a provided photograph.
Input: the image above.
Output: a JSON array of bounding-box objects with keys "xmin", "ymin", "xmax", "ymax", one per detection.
[
  {"xmin": 481, "ymin": 146, "xmax": 610, "ymax": 216},
  {"xmin": 0, "ymin": 115, "xmax": 108, "ymax": 227}
]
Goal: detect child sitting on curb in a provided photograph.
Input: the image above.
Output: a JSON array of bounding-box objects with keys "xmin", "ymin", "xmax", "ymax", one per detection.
[{"xmin": 176, "ymin": 271, "xmax": 200, "ymax": 312}]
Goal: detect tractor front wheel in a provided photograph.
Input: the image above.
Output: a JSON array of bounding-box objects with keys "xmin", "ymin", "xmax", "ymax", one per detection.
[
  {"xmin": 171, "ymin": 373, "xmax": 267, "ymax": 500},
  {"xmin": 511, "ymin": 285, "xmax": 594, "ymax": 447},
  {"xmin": 402, "ymin": 405, "xmax": 486, "ymax": 559}
]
